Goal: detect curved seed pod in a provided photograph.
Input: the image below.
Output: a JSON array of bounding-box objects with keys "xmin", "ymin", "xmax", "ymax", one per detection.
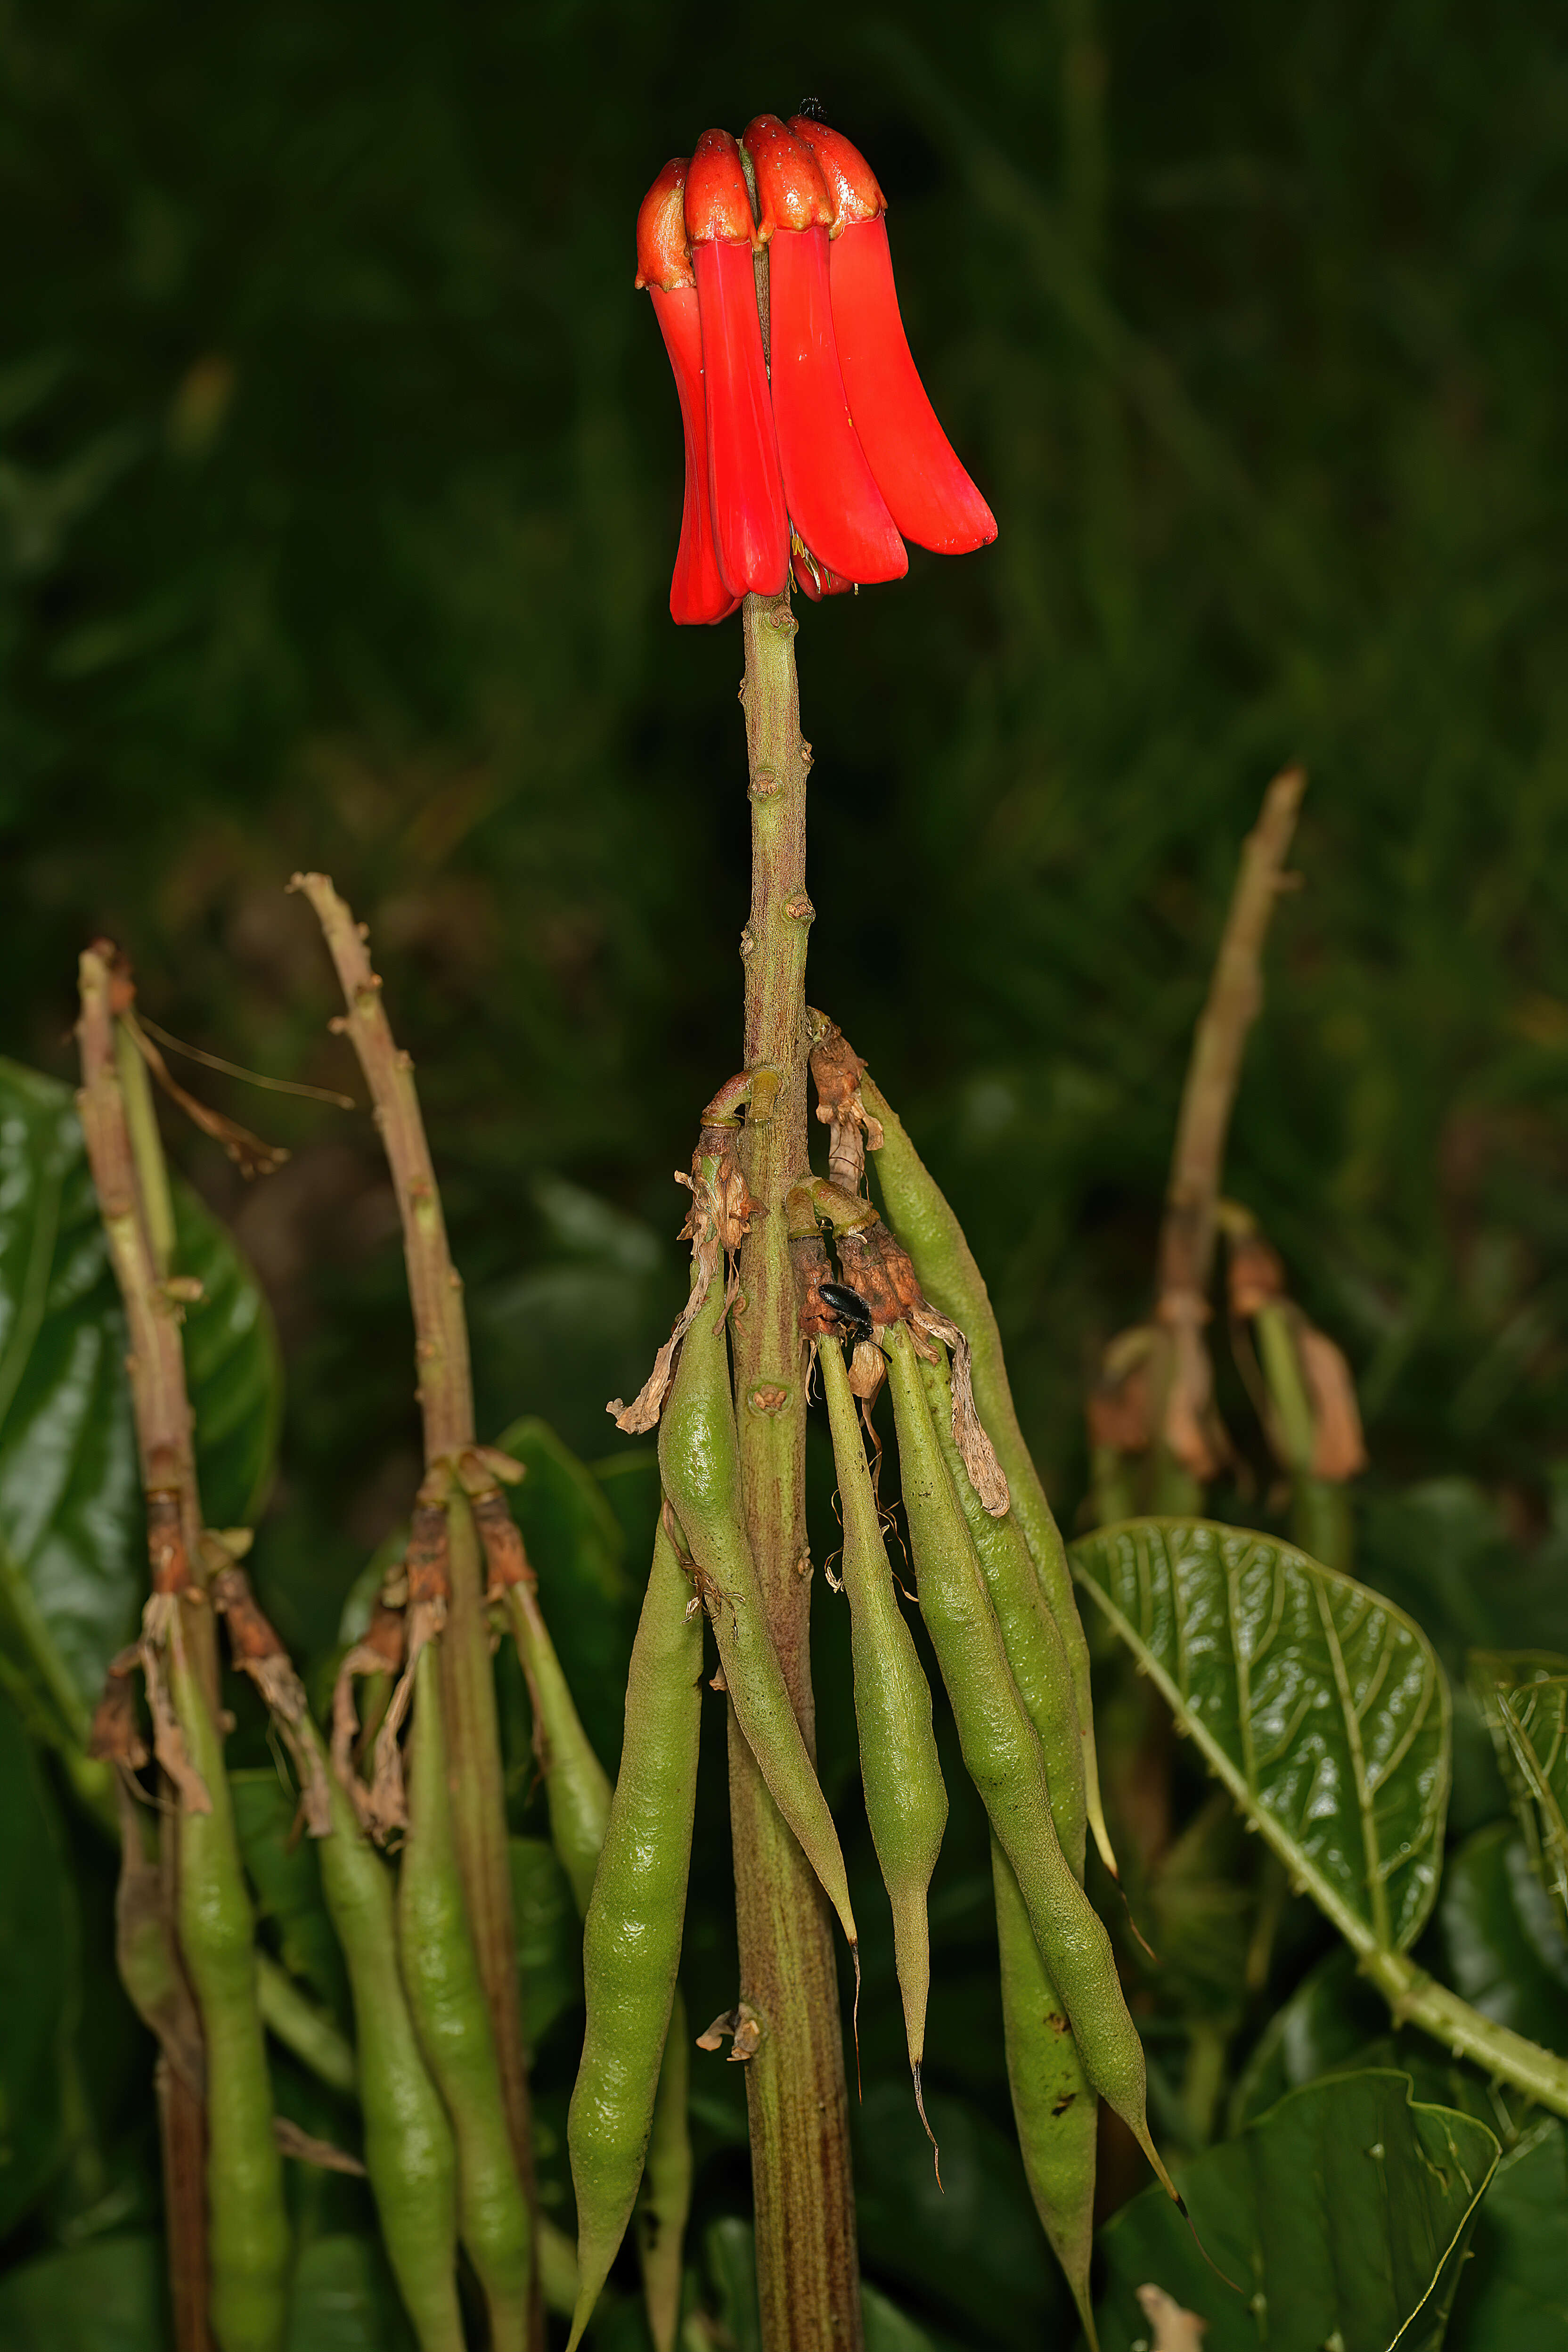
[
  {"xmin": 635, "ymin": 1988, "xmax": 694, "ymax": 2352},
  {"xmin": 482, "ymin": 1491, "xmax": 694, "ymax": 2352},
  {"xmin": 164, "ymin": 1629, "xmax": 290, "ymax": 2352},
  {"xmin": 399, "ymin": 1647, "xmax": 531, "ymax": 2352},
  {"xmin": 912, "ymin": 1356, "xmax": 1100, "ymax": 2319},
  {"xmin": 296, "ymin": 1716, "xmax": 466, "ymax": 2352},
  {"xmin": 864, "ymin": 1075, "xmax": 1116, "ymax": 1879},
  {"xmin": 884, "ymin": 1325, "xmax": 1174, "ymax": 2199},
  {"xmin": 917, "ymin": 1350, "xmax": 1085, "ymax": 1878},
  {"xmin": 567, "ymin": 1519, "xmax": 703, "ymax": 2351},
  {"xmin": 993, "ymin": 1838, "xmax": 1100, "ymax": 2350},
  {"xmin": 658, "ymin": 1276, "xmax": 858, "ymax": 1953},
  {"xmin": 819, "ymin": 1334, "xmax": 947, "ymax": 2127}
]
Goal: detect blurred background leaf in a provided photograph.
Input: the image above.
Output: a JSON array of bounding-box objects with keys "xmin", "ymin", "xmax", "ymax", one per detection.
[{"xmin": 1094, "ymin": 2070, "xmax": 1497, "ymax": 2352}]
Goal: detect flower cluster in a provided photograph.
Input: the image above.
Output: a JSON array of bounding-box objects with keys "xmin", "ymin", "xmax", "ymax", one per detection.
[{"xmin": 636, "ymin": 116, "xmax": 997, "ymax": 624}]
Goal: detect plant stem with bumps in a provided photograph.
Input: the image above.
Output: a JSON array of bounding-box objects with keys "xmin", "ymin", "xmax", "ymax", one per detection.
[{"xmin": 728, "ymin": 592, "xmax": 863, "ymax": 2352}]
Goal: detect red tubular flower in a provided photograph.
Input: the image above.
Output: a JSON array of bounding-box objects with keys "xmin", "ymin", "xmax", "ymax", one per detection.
[
  {"xmin": 742, "ymin": 116, "xmax": 906, "ymax": 588},
  {"xmin": 635, "ymin": 160, "xmax": 738, "ymax": 626},
  {"xmin": 684, "ymin": 130, "xmax": 790, "ymax": 599},
  {"xmin": 789, "ymin": 117, "xmax": 997, "ymax": 556}
]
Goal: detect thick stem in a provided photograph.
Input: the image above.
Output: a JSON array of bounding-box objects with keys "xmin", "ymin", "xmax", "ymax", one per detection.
[
  {"xmin": 292, "ymin": 874, "xmax": 539, "ymax": 2346},
  {"xmin": 1363, "ymin": 1949, "xmax": 1568, "ymax": 2117},
  {"xmin": 729, "ymin": 591, "xmax": 862, "ymax": 2352}
]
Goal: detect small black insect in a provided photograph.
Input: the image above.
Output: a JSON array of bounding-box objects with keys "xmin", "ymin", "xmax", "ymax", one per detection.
[
  {"xmin": 797, "ymin": 93, "xmax": 827, "ymax": 122},
  {"xmin": 820, "ymin": 1280, "xmax": 877, "ymax": 1348}
]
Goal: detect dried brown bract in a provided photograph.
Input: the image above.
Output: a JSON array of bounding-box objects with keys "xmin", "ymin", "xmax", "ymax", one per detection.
[
  {"xmin": 212, "ymin": 1562, "xmax": 332, "ymax": 1835},
  {"xmin": 89, "ymin": 1646, "xmax": 150, "ymax": 1772},
  {"xmin": 609, "ymin": 1154, "xmax": 733, "ymax": 1433},
  {"xmin": 330, "ymin": 1599, "xmax": 406, "ymax": 1831},
  {"xmin": 807, "ymin": 1010, "xmax": 883, "ymax": 1195}
]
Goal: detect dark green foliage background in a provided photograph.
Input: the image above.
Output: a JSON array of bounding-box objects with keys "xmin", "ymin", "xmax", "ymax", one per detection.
[{"xmin": 3, "ymin": 0, "xmax": 1568, "ymax": 2343}]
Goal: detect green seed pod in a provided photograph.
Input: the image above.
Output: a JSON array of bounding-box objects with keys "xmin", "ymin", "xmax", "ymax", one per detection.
[
  {"xmin": 818, "ymin": 1334, "xmax": 947, "ymax": 2122},
  {"xmin": 567, "ymin": 1518, "xmax": 703, "ymax": 2350},
  {"xmin": 165, "ymin": 1632, "xmax": 290, "ymax": 2352},
  {"xmin": 399, "ymin": 1645, "xmax": 532, "ymax": 2352},
  {"xmin": 297, "ymin": 1715, "xmax": 465, "ymax": 2352},
  {"xmin": 913, "ymin": 1354, "xmax": 1100, "ymax": 2319},
  {"xmin": 504, "ymin": 1581, "xmax": 612, "ymax": 1917},
  {"xmin": 884, "ymin": 1325, "xmax": 1174, "ymax": 2201},
  {"xmin": 489, "ymin": 1497, "xmax": 694, "ymax": 2352},
  {"xmin": 657, "ymin": 1275, "xmax": 858, "ymax": 1953},
  {"xmin": 635, "ymin": 1988, "xmax": 694, "ymax": 2352},
  {"xmin": 916, "ymin": 1350, "xmax": 1085, "ymax": 1879},
  {"xmin": 865, "ymin": 1079, "xmax": 1115, "ymax": 1878},
  {"xmin": 992, "ymin": 1838, "xmax": 1100, "ymax": 2351}
]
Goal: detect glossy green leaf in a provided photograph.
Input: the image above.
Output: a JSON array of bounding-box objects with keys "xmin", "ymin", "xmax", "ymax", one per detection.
[
  {"xmin": 1227, "ymin": 1944, "xmax": 1531, "ymax": 2145},
  {"xmin": 1070, "ymin": 1519, "xmax": 1451, "ymax": 1954},
  {"xmin": 1437, "ymin": 1822, "xmax": 1568, "ymax": 2058},
  {"xmin": 1095, "ymin": 2070, "xmax": 1497, "ymax": 2352},
  {"xmin": 1447, "ymin": 2117, "xmax": 1568, "ymax": 2349},
  {"xmin": 0, "ymin": 2232, "xmax": 166, "ymax": 2352},
  {"xmin": 0, "ymin": 1058, "xmax": 282, "ymax": 1735},
  {"xmin": 0, "ymin": 1682, "xmax": 77, "ymax": 2234},
  {"xmin": 1228, "ymin": 1947, "xmax": 1388, "ymax": 2132},
  {"xmin": 509, "ymin": 1834, "xmax": 580, "ymax": 2053},
  {"xmin": 1470, "ymin": 1651, "xmax": 1568, "ymax": 1928}
]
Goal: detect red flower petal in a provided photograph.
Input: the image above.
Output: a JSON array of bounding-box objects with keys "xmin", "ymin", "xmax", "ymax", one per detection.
[
  {"xmin": 690, "ymin": 237, "xmax": 789, "ymax": 598},
  {"xmin": 766, "ymin": 223, "xmax": 906, "ymax": 585},
  {"xmin": 650, "ymin": 284, "xmax": 738, "ymax": 626},
  {"xmin": 635, "ymin": 157, "xmax": 696, "ymax": 291},
  {"xmin": 683, "ymin": 130, "xmax": 789, "ymax": 599},
  {"xmin": 684, "ymin": 127, "xmax": 760, "ymax": 249},
  {"xmin": 789, "ymin": 119, "xmax": 996, "ymax": 557},
  {"xmin": 785, "ymin": 117, "xmax": 886, "ymax": 231},
  {"xmin": 828, "ymin": 215, "xmax": 996, "ymax": 555},
  {"xmin": 743, "ymin": 113, "xmax": 833, "ymax": 238},
  {"xmin": 743, "ymin": 116, "xmax": 905, "ymax": 588}
]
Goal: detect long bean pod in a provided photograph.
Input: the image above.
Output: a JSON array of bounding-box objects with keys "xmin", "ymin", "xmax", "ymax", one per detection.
[
  {"xmin": 399, "ymin": 1645, "xmax": 532, "ymax": 2352},
  {"xmin": 567, "ymin": 1518, "xmax": 703, "ymax": 2350},
  {"xmin": 165, "ymin": 1629, "xmax": 290, "ymax": 2352},
  {"xmin": 865, "ymin": 1078, "xmax": 1115, "ymax": 1876},
  {"xmin": 657, "ymin": 1274, "xmax": 858, "ymax": 1952},
  {"xmin": 916, "ymin": 1351, "xmax": 1084, "ymax": 1877},
  {"xmin": 914, "ymin": 1353, "xmax": 1102, "ymax": 2304},
  {"xmin": 884, "ymin": 1324, "xmax": 1174, "ymax": 2198},
  {"xmin": 484, "ymin": 1492, "xmax": 694, "ymax": 2352},
  {"xmin": 819, "ymin": 1334, "xmax": 946, "ymax": 2119},
  {"xmin": 992, "ymin": 1838, "xmax": 1100, "ymax": 2348},
  {"xmin": 295, "ymin": 1714, "xmax": 465, "ymax": 2352}
]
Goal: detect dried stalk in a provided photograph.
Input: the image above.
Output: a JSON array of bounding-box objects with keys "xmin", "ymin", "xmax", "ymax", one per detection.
[
  {"xmin": 76, "ymin": 944, "xmax": 211, "ymax": 2352},
  {"xmin": 290, "ymin": 873, "xmax": 540, "ymax": 2349}
]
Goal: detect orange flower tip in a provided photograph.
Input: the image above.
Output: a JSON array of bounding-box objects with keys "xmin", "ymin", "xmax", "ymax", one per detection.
[
  {"xmin": 742, "ymin": 115, "xmax": 833, "ymax": 240},
  {"xmin": 787, "ymin": 118, "xmax": 886, "ymax": 234},
  {"xmin": 684, "ymin": 127, "xmax": 759, "ymax": 247},
  {"xmin": 635, "ymin": 158, "xmax": 694, "ymax": 292}
]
